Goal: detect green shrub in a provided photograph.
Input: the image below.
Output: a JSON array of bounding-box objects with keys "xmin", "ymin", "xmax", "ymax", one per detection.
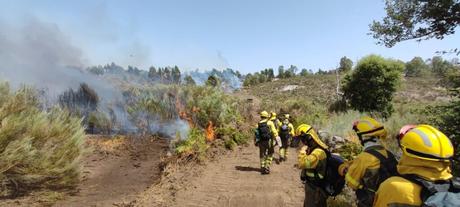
[
  {"xmin": 423, "ymin": 91, "xmax": 460, "ymax": 175},
  {"xmin": 217, "ymin": 125, "xmax": 250, "ymax": 150},
  {"xmin": 184, "ymin": 86, "xmax": 242, "ymax": 129},
  {"xmin": 87, "ymin": 111, "xmax": 112, "ymax": 134},
  {"xmin": 322, "ymin": 111, "xmax": 365, "ymax": 140},
  {"xmin": 175, "ymin": 128, "xmax": 208, "ymax": 160},
  {"xmin": 0, "ymin": 82, "xmax": 86, "ymax": 196},
  {"xmin": 342, "ymin": 55, "xmax": 404, "ymax": 118},
  {"xmin": 224, "ymin": 139, "xmax": 237, "ymax": 150}
]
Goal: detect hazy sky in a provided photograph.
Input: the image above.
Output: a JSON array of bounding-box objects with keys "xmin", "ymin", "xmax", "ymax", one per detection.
[{"xmin": 1, "ymin": 0, "xmax": 459, "ymax": 73}]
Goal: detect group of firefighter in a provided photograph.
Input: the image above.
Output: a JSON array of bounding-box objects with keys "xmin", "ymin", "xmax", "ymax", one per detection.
[{"xmin": 254, "ymin": 111, "xmax": 459, "ymax": 207}]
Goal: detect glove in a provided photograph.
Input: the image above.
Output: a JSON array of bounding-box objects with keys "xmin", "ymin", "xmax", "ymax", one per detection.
[
  {"xmin": 275, "ymin": 136, "xmax": 282, "ymax": 148},
  {"xmin": 300, "ymin": 146, "xmax": 308, "ymax": 154},
  {"xmin": 297, "ymin": 146, "xmax": 308, "ymax": 169},
  {"xmin": 298, "ymin": 153, "xmax": 307, "ymax": 169}
]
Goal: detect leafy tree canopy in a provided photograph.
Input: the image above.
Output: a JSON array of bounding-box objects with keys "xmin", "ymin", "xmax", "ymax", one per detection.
[{"xmin": 370, "ymin": 0, "xmax": 460, "ymax": 48}]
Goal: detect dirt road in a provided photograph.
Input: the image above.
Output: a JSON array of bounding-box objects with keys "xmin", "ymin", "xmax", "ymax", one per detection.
[{"xmin": 166, "ymin": 144, "xmax": 304, "ymax": 207}]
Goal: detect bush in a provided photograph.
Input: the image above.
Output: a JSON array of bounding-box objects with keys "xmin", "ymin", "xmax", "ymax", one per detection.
[
  {"xmin": 0, "ymin": 82, "xmax": 86, "ymax": 197},
  {"xmin": 87, "ymin": 111, "xmax": 112, "ymax": 134},
  {"xmin": 175, "ymin": 128, "xmax": 208, "ymax": 160},
  {"xmin": 217, "ymin": 125, "xmax": 249, "ymax": 150},
  {"xmin": 423, "ymin": 91, "xmax": 460, "ymax": 175},
  {"xmin": 342, "ymin": 55, "xmax": 404, "ymax": 118}
]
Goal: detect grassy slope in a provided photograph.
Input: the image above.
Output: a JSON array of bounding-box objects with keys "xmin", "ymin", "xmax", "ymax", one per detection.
[
  {"xmin": 245, "ymin": 74, "xmax": 448, "ymax": 114},
  {"xmin": 244, "ymin": 74, "xmax": 449, "ymax": 146}
]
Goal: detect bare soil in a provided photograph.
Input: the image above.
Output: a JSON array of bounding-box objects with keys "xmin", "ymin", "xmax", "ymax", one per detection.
[
  {"xmin": 136, "ymin": 144, "xmax": 304, "ymax": 207},
  {"xmin": 0, "ymin": 136, "xmax": 169, "ymax": 207}
]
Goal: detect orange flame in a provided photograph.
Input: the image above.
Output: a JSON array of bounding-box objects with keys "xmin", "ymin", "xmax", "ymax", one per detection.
[
  {"xmin": 175, "ymin": 95, "xmax": 194, "ymax": 127},
  {"xmin": 205, "ymin": 121, "xmax": 215, "ymax": 142}
]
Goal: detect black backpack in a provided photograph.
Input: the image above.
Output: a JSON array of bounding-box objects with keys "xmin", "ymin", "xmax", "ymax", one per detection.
[
  {"xmin": 365, "ymin": 149, "xmax": 398, "ymax": 190},
  {"xmin": 301, "ymin": 149, "xmax": 346, "ymax": 197},
  {"xmin": 279, "ymin": 122, "xmax": 290, "ymax": 139},
  {"xmin": 401, "ymin": 174, "xmax": 460, "ymax": 207},
  {"xmin": 323, "ymin": 152, "xmax": 346, "ymax": 196},
  {"xmin": 258, "ymin": 122, "xmax": 272, "ymax": 141}
]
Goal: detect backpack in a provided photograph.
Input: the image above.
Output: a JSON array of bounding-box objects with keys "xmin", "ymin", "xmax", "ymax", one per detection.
[
  {"xmin": 300, "ymin": 149, "xmax": 346, "ymax": 197},
  {"xmin": 258, "ymin": 122, "xmax": 272, "ymax": 141},
  {"xmin": 401, "ymin": 174, "xmax": 460, "ymax": 207},
  {"xmin": 279, "ymin": 121, "xmax": 290, "ymax": 139},
  {"xmin": 365, "ymin": 149, "xmax": 398, "ymax": 190},
  {"xmin": 323, "ymin": 152, "xmax": 346, "ymax": 196}
]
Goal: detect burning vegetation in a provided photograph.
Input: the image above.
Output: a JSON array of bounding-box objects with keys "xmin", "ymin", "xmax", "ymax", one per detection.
[{"xmin": 0, "ymin": 58, "xmax": 250, "ymax": 197}]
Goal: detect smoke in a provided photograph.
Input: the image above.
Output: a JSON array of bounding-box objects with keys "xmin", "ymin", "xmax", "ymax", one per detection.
[
  {"xmin": 0, "ymin": 18, "xmax": 189, "ymax": 139},
  {"xmin": 0, "ymin": 18, "xmax": 83, "ymax": 91}
]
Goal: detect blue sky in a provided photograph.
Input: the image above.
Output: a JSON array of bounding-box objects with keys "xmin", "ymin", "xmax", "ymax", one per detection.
[{"xmin": 1, "ymin": 0, "xmax": 459, "ymax": 74}]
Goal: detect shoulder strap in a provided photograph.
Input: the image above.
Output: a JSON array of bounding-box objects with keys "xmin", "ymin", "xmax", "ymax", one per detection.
[
  {"xmin": 451, "ymin": 177, "xmax": 460, "ymax": 193},
  {"xmin": 365, "ymin": 149, "xmax": 388, "ymax": 162},
  {"xmin": 366, "ymin": 149, "xmax": 397, "ymax": 163},
  {"xmin": 400, "ymin": 174, "xmax": 452, "ymax": 202}
]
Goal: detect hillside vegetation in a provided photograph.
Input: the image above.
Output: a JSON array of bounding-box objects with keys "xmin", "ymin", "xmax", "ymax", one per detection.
[
  {"xmin": 245, "ymin": 72, "xmax": 451, "ymax": 149},
  {"xmin": 0, "ymin": 82, "xmax": 86, "ymax": 198}
]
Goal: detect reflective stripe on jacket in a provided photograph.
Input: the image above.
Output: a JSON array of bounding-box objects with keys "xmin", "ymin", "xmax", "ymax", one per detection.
[{"xmin": 299, "ymin": 148, "xmax": 327, "ymax": 179}]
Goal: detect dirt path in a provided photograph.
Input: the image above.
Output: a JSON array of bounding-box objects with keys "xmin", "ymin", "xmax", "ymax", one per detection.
[
  {"xmin": 166, "ymin": 144, "xmax": 304, "ymax": 207},
  {"xmin": 54, "ymin": 136, "xmax": 168, "ymax": 207}
]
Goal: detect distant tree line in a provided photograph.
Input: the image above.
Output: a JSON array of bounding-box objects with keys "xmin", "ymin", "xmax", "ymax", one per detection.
[
  {"xmin": 87, "ymin": 63, "xmax": 243, "ymax": 88},
  {"xmin": 405, "ymin": 56, "xmax": 460, "ymax": 78},
  {"xmin": 148, "ymin": 66, "xmax": 182, "ymax": 84},
  {"xmin": 243, "ymin": 55, "xmax": 460, "ymax": 87},
  {"xmin": 243, "ymin": 57, "xmax": 352, "ymax": 87}
]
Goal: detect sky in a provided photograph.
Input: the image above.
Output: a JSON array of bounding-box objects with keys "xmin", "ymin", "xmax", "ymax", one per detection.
[{"xmin": 1, "ymin": 0, "xmax": 459, "ymax": 74}]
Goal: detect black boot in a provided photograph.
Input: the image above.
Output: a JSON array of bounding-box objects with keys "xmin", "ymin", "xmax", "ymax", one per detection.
[{"xmin": 261, "ymin": 167, "xmax": 267, "ymax": 174}]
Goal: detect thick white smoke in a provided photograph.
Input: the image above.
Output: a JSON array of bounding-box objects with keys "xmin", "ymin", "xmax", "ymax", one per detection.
[{"xmin": 0, "ymin": 18, "xmax": 188, "ymax": 138}]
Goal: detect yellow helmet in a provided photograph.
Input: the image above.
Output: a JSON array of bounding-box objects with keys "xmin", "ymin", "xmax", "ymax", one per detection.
[
  {"xmin": 260, "ymin": 111, "xmax": 269, "ymax": 118},
  {"xmin": 399, "ymin": 125, "xmax": 453, "ymax": 162},
  {"xmin": 271, "ymin": 112, "xmax": 277, "ymax": 118},
  {"xmin": 296, "ymin": 124, "xmax": 328, "ymax": 149},
  {"xmin": 352, "ymin": 116, "xmax": 387, "ymax": 144},
  {"xmin": 284, "ymin": 114, "xmax": 290, "ymax": 119}
]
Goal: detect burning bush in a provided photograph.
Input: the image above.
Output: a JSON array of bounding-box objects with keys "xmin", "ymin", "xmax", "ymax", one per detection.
[{"xmin": 0, "ymin": 82, "xmax": 85, "ymax": 197}]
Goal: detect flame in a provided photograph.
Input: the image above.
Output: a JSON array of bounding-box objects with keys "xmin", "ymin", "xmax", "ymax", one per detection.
[
  {"xmin": 175, "ymin": 95, "xmax": 194, "ymax": 127},
  {"xmin": 205, "ymin": 121, "xmax": 215, "ymax": 142}
]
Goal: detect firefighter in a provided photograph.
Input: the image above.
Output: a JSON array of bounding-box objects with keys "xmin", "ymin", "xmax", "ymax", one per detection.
[
  {"xmin": 297, "ymin": 124, "xmax": 329, "ymax": 207},
  {"xmin": 373, "ymin": 125, "xmax": 458, "ymax": 207},
  {"xmin": 339, "ymin": 117, "xmax": 397, "ymax": 207},
  {"xmin": 254, "ymin": 111, "xmax": 278, "ymax": 174},
  {"xmin": 278, "ymin": 114, "xmax": 295, "ymax": 161}
]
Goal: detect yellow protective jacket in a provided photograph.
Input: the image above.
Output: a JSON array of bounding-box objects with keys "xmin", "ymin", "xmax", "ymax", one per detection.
[
  {"xmin": 255, "ymin": 119, "xmax": 278, "ymax": 140},
  {"xmin": 288, "ymin": 123, "xmax": 295, "ymax": 136},
  {"xmin": 344, "ymin": 145, "xmax": 391, "ymax": 191},
  {"xmin": 298, "ymin": 147, "xmax": 328, "ymax": 179},
  {"xmin": 270, "ymin": 117, "xmax": 281, "ymax": 129},
  {"xmin": 373, "ymin": 155, "xmax": 452, "ymax": 207}
]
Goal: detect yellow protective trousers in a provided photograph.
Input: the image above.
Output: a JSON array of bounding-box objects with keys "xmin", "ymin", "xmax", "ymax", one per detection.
[
  {"xmin": 279, "ymin": 135, "xmax": 290, "ymax": 159},
  {"xmin": 259, "ymin": 140, "xmax": 274, "ymax": 168}
]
